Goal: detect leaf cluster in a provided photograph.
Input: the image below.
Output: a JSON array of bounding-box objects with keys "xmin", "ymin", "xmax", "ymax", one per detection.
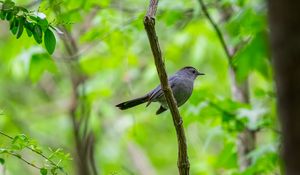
[
  {"xmin": 0, "ymin": 0, "xmax": 56, "ymax": 54},
  {"xmin": 0, "ymin": 133, "xmax": 70, "ymax": 175}
]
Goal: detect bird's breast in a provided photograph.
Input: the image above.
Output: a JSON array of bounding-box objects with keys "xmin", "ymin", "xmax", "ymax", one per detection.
[
  {"xmin": 157, "ymin": 77, "xmax": 194, "ymax": 109},
  {"xmin": 171, "ymin": 77, "xmax": 194, "ymax": 107}
]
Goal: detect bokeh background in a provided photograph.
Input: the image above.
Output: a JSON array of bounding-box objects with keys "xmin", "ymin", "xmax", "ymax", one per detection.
[{"xmin": 0, "ymin": 0, "xmax": 279, "ymax": 174}]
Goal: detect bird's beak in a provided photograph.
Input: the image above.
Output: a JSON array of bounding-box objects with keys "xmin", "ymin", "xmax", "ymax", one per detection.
[{"xmin": 197, "ymin": 72, "xmax": 205, "ymax": 76}]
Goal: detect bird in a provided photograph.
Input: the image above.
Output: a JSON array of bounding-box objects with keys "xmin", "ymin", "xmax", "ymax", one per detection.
[{"xmin": 116, "ymin": 66, "xmax": 204, "ymax": 115}]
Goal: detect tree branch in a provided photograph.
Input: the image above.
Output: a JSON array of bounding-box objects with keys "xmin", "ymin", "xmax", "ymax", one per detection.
[
  {"xmin": 143, "ymin": 0, "xmax": 190, "ymax": 174},
  {"xmin": 0, "ymin": 131, "xmax": 68, "ymax": 174},
  {"xmin": 0, "ymin": 131, "xmax": 64, "ymax": 172},
  {"xmin": 198, "ymin": 0, "xmax": 232, "ymax": 63},
  {"xmin": 198, "ymin": 0, "xmax": 254, "ymax": 170},
  {"xmin": 8, "ymin": 152, "xmax": 41, "ymax": 170},
  {"xmin": 50, "ymin": 2, "xmax": 98, "ymax": 174}
]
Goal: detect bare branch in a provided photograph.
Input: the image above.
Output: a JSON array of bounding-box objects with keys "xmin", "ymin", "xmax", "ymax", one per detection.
[
  {"xmin": 143, "ymin": 0, "xmax": 190, "ymax": 174},
  {"xmin": 198, "ymin": 0, "xmax": 232, "ymax": 63},
  {"xmin": 8, "ymin": 152, "xmax": 41, "ymax": 170},
  {"xmin": 55, "ymin": 13, "xmax": 97, "ymax": 175}
]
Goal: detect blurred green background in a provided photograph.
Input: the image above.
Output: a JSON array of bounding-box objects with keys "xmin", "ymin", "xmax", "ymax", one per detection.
[{"xmin": 0, "ymin": 0, "xmax": 279, "ymax": 174}]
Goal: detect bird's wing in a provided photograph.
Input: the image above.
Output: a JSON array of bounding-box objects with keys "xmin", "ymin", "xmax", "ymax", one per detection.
[
  {"xmin": 146, "ymin": 85, "xmax": 162, "ymax": 106},
  {"xmin": 146, "ymin": 76, "xmax": 177, "ymax": 107}
]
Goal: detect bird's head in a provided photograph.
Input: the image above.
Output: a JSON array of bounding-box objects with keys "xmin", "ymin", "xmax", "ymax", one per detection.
[{"xmin": 178, "ymin": 66, "xmax": 205, "ymax": 80}]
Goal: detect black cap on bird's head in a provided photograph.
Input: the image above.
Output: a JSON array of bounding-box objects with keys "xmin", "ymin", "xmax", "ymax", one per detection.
[{"xmin": 178, "ymin": 66, "xmax": 205, "ymax": 79}]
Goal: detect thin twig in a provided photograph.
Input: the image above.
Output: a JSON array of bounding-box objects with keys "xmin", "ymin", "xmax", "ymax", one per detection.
[
  {"xmin": 0, "ymin": 131, "xmax": 65, "ymax": 173},
  {"xmin": 7, "ymin": 152, "xmax": 42, "ymax": 170},
  {"xmin": 0, "ymin": 131, "xmax": 13, "ymax": 140},
  {"xmin": 198, "ymin": 0, "xmax": 233, "ymax": 63},
  {"xmin": 0, "ymin": 133, "xmax": 42, "ymax": 170},
  {"xmin": 143, "ymin": 0, "xmax": 190, "ymax": 174}
]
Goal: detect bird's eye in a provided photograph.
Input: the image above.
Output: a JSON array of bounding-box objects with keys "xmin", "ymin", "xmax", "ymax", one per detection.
[{"xmin": 192, "ymin": 70, "xmax": 196, "ymax": 74}]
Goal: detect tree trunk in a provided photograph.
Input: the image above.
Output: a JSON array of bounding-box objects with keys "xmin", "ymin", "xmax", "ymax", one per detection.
[
  {"xmin": 229, "ymin": 68, "xmax": 254, "ymax": 170},
  {"xmin": 268, "ymin": 0, "xmax": 300, "ymax": 174}
]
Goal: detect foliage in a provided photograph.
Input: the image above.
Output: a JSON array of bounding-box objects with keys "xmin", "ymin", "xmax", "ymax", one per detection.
[
  {"xmin": 0, "ymin": 0, "xmax": 57, "ymax": 54},
  {"xmin": 0, "ymin": 132, "xmax": 70, "ymax": 175}
]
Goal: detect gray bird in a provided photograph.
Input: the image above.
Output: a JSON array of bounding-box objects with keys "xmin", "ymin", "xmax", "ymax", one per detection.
[{"xmin": 116, "ymin": 66, "xmax": 204, "ymax": 115}]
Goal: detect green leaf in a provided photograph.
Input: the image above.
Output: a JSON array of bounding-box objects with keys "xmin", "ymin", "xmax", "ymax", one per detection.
[
  {"xmin": 29, "ymin": 15, "xmax": 38, "ymax": 21},
  {"xmin": 40, "ymin": 168, "xmax": 48, "ymax": 175},
  {"xmin": 0, "ymin": 11, "xmax": 6, "ymax": 20},
  {"xmin": 17, "ymin": 6, "xmax": 28, "ymax": 13},
  {"xmin": 37, "ymin": 17, "xmax": 48, "ymax": 32},
  {"xmin": 12, "ymin": 6, "xmax": 19, "ymax": 15},
  {"xmin": 226, "ymin": 8, "xmax": 266, "ymax": 38},
  {"xmin": 12, "ymin": 134, "xmax": 29, "ymax": 150},
  {"xmin": 10, "ymin": 18, "xmax": 18, "ymax": 35},
  {"xmin": 25, "ymin": 21, "xmax": 33, "ymax": 37},
  {"xmin": 29, "ymin": 53, "xmax": 57, "ymax": 82},
  {"xmin": 2, "ymin": 0, "xmax": 15, "ymax": 11},
  {"xmin": 0, "ymin": 158, "xmax": 5, "ymax": 165},
  {"xmin": 161, "ymin": 10, "xmax": 184, "ymax": 26},
  {"xmin": 44, "ymin": 29, "xmax": 56, "ymax": 54},
  {"xmin": 11, "ymin": 26, "xmax": 18, "ymax": 35},
  {"xmin": 16, "ymin": 17, "xmax": 25, "ymax": 39},
  {"xmin": 29, "ymin": 14, "xmax": 49, "ymax": 31},
  {"xmin": 233, "ymin": 32, "xmax": 270, "ymax": 81},
  {"xmin": 50, "ymin": 167, "xmax": 58, "ymax": 175},
  {"xmin": 33, "ymin": 24, "xmax": 43, "ymax": 44},
  {"xmin": 215, "ymin": 142, "xmax": 237, "ymax": 168},
  {"xmin": 5, "ymin": 11, "xmax": 13, "ymax": 20},
  {"xmin": 9, "ymin": 17, "xmax": 16, "ymax": 30}
]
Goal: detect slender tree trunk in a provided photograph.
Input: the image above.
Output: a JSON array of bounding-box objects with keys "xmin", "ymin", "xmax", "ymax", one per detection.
[
  {"xmin": 60, "ymin": 27, "xmax": 98, "ymax": 175},
  {"xmin": 229, "ymin": 68, "xmax": 254, "ymax": 170},
  {"xmin": 49, "ymin": 2, "xmax": 100, "ymax": 174},
  {"xmin": 268, "ymin": 0, "xmax": 300, "ymax": 174}
]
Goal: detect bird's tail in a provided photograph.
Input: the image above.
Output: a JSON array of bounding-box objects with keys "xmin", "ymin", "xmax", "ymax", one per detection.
[{"xmin": 116, "ymin": 95, "xmax": 148, "ymax": 110}]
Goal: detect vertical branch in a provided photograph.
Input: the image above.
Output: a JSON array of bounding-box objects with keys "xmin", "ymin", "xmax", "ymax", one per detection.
[
  {"xmin": 51, "ymin": 5, "xmax": 99, "ymax": 175},
  {"xmin": 59, "ymin": 27, "xmax": 98, "ymax": 175},
  {"xmin": 198, "ymin": 0, "xmax": 254, "ymax": 170},
  {"xmin": 143, "ymin": 0, "xmax": 190, "ymax": 174}
]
